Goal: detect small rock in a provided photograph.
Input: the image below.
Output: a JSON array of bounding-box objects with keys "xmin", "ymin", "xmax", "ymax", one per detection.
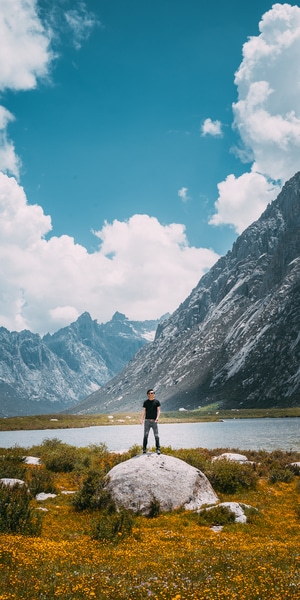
[
  {"xmin": 35, "ymin": 492, "xmax": 57, "ymax": 501},
  {"xmin": 202, "ymin": 501, "xmax": 257, "ymax": 524},
  {"xmin": 23, "ymin": 456, "xmax": 41, "ymax": 465},
  {"xmin": 289, "ymin": 462, "xmax": 300, "ymax": 474},
  {"xmin": 0, "ymin": 478, "xmax": 26, "ymax": 487},
  {"xmin": 212, "ymin": 453, "xmax": 249, "ymax": 463}
]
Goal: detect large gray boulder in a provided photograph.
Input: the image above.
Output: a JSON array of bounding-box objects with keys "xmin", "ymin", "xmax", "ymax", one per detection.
[{"xmin": 105, "ymin": 453, "xmax": 218, "ymax": 514}]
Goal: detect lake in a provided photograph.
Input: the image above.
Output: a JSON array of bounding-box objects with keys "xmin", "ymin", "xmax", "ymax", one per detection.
[{"xmin": 0, "ymin": 417, "xmax": 299, "ymax": 452}]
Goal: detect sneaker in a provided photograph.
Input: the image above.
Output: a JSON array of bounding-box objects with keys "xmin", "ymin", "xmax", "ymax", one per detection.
[
  {"xmin": 157, "ymin": 449, "xmax": 161, "ymax": 455},
  {"xmin": 143, "ymin": 450, "xmax": 147, "ymax": 454}
]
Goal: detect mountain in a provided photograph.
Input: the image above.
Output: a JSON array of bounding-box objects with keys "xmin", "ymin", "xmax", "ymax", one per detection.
[
  {"xmin": 0, "ymin": 312, "xmax": 161, "ymax": 416},
  {"xmin": 72, "ymin": 172, "xmax": 300, "ymax": 414}
]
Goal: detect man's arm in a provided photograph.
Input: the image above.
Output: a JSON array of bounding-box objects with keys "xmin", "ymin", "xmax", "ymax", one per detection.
[
  {"xmin": 141, "ymin": 407, "xmax": 146, "ymax": 424},
  {"xmin": 156, "ymin": 406, "xmax": 161, "ymax": 422}
]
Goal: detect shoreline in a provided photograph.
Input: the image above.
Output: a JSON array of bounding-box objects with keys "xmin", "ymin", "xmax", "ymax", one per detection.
[{"xmin": 0, "ymin": 406, "xmax": 300, "ymax": 431}]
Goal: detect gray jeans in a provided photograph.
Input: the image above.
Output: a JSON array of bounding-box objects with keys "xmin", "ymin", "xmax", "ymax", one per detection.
[{"xmin": 143, "ymin": 419, "xmax": 160, "ymax": 451}]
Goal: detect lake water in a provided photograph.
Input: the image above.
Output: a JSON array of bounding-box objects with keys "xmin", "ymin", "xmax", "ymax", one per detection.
[{"xmin": 0, "ymin": 417, "xmax": 299, "ymax": 452}]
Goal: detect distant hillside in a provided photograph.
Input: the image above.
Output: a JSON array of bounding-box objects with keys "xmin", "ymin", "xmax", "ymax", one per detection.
[
  {"xmin": 0, "ymin": 312, "xmax": 162, "ymax": 416},
  {"xmin": 72, "ymin": 172, "xmax": 300, "ymax": 414}
]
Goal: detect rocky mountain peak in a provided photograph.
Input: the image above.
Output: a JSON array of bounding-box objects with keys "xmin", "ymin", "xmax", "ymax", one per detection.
[
  {"xmin": 0, "ymin": 313, "xmax": 161, "ymax": 416},
  {"xmin": 73, "ymin": 171, "xmax": 300, "ymax": 414}
]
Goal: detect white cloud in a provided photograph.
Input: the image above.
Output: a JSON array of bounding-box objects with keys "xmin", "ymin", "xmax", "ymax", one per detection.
[
  {"xmin": 178, "ymin": 187, "xmax": 189, "ymax": 202},
  {"xmin": 49, "ymin": 306, "xmax": 80, "ymax": 327},
  {"xmin": 0, "ymin": 0, "xmax": 53, "ymax": 92},
  {"xmin": 0, "ymin": 0, "xmax": 55, "ymax": 178},
  {"xmin": 201, "ymin": 118, "xmax": 223, "ymax": 137},
  {"xmin": 64, "ymin": 3, "xmax": 99, "ymax": 50},
  {"xmin": 210, "ymin": 3, "xmax": 300, "ymax": 232},
  {"xmin": 209, "ymin": 171, "xmax": 280, "ymax": 234},
  {"xmin": 0, "ymin": 174, "xmax": 219, "ymax": 333},
  {"xmin": 0, "ymin": 106, "xmax": 21, "ymax": 177}
]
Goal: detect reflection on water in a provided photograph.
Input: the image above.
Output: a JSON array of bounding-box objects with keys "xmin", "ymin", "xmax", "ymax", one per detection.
[{"xmin": 0, "ymin": 418, "xmax": 299, "ymax": 452}]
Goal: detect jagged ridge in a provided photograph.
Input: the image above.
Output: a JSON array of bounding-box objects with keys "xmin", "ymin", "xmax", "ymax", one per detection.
[
  {"xmin": 0, "ymin": 312, "xmax": 160, "ymax": 416},
  {"xmin": 73, "ymin": 172, "xmax": 300, "ymax": 414}
]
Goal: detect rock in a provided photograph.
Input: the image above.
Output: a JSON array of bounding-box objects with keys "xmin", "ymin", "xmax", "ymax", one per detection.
[
  {"xmin": 23, "ymin": 456, "xmax": 41, "ymax": 465},
  {"xmin": 289, "ymin": 462, "xmax": 300, "ymax": 474},
  {"xmin": 35, "ymin": 492, "xmax": 57, "ymax": 501},
  {"xmin": 105, "ymin": 453, "xmax": 219, "ymax": 514},
  {"xmin": 201, "ymin": 501, "xmax": 257, "ymax": 528},
  {"xmin": 0, "ymin": 478, "xmax": 26, "ymax": 487},
  {"xmin": 212, "ymin": 452, "xmax": 249, "ymax": 463}
]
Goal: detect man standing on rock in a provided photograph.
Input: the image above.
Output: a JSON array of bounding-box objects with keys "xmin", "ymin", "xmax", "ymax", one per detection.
[{"xmin": 141, "ymin": 389, "xmax": 161, "ymax": 454}]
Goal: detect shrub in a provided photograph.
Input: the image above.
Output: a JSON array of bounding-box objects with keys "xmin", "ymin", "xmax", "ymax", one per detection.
[
  {"xmin": 252, "ymin": 450, "xmax": 300, "ymax": 478},
  {"xmin": 164, "ymin": 447, "xmax": 209, "ymax": 472},
  {"xmin": 205, "ymin": 459, "xmax": 258, "ymax": 494},
  {"xmin": 0, "ymin": 482, "xmax": 42, "ymax": 535},
  {"xmin": 37, "ymin": 440, "xmax": 117, "ymax": 475},
  {"xmin": 147, "ymin": 496, "xmax": 161, "ymax": 518},
  {"xmin": 269, "ymin": 466, "xmax": 294, "ymax": 484},
  {"xmin": 126, "ymin": 444, "xmax": 141, "ymax": 458},
  {"xmin": 72, "ymin": 469, "xmax": 115, "ymax": 512},
  {"xmin": 0, "ymin": 449, "xmax": 26, "ymax": 480},
  {"xmin": 91, "ymin": 509, "xmax": 135, "ymax": 543},
  {"xmin": 197, "ymin": 505, "xmax": 236, "ymax": 527},
  {"xmin": 39, "ymin": 439, "xmax": 79, "ymax": 473},
  {"xmin": 26, "ymin": 467, "xmax": 57, "ymax": 497}
]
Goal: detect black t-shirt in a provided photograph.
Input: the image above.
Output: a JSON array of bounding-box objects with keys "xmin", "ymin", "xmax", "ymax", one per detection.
[{"xmin": 143, "ymin": 399, "xmax": 161, "ymax": 420}]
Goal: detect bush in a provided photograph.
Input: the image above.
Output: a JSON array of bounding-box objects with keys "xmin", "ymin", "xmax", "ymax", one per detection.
[
  {"xmin": 197, "ymin": 505, "xmax": 236, "ymax": 527},
  {"xmin": 26, "ymin": 467, "xmax": 57, "ymax": 497},
  {"xmin": 252, "ymin": 450, "xmax": 300, "ymax": 478},
  {"xmin": 0, "ymin": 482, "xmax": 42, "ymax": 535},
  {"xmin": 164, "ymin": 447, "xmax": 209, "ymax": 472},
  {"xmin": 269, "ymin": 466, "xmax": 294, "ymax": 484},
  {"xmin": 39, "ymin": 439, "xmax": 79, "ymax": 473},
  {"xmin": 91, "ymin": 509, "xmax": 135, "ymax": 543},
  {"xmin": 0, "ymin": 449, "xmax": 26, "ymax": 480},
  {"xmin": 147, "ymin": 496, "xmax": 161, "ymax": 518},
  {"xmin": 35, "ymin": 439, "xmax": 117, "ymax": 475},
  {"xmin": 205, "ymin": 459, "xmax": 258, "ymax": 494},
  {"xmin": 72, "ymin": 470, "xmax": 115, "ymax": 512}
]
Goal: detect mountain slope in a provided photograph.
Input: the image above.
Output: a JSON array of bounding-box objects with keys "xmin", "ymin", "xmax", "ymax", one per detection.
[
  {"xmin": 73, "ymin": 172, "xmax": 300, "ymax": 414},
  {"xmin": 0, "ymin": 312, "xmax": 160, "ymax": 416}
]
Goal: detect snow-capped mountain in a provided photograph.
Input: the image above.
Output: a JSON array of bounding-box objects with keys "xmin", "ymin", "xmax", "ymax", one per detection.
[
  {"xmin": 0, "ymin": 312, "xmax": 161, "ymax": 416},
  {"xmin": 73, "ymin": 172, "xmax": 300, "ymax": 414}
]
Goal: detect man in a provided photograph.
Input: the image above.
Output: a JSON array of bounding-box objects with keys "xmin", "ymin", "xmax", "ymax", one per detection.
[{"xmin": 141, "ymin": 389, "xmax": 161, "ymax": 454}]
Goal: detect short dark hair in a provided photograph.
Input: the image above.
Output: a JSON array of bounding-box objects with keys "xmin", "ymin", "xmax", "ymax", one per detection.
[{"xmin": 147, "ymin": 389, "xmax": 154, "ymax": 395}]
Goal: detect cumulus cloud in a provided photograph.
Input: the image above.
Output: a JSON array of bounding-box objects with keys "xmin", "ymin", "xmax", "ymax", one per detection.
[
  {"xmin": 210, "ymin": 3, "xmax": 300, "ymax": 232},
  {"xmin": 201, "ymin": 118, "xmax": 223, "ymax": 137},
  {"xmin": 0, "ymin": 0, "xmax": 53, "ymax": 92},
  {"xmin": 1, "ymin": 1, "xmax": 299, "ymax": 335},
  {"xmin": 178, "ymin": 187, "xmax": 189, "ymax": 202},
  {"xmin": 0, "ymin": 0, "xmax": 55, "ymax": 178},
  {"xmin": 209, "ymin": 170, "xmax": 280, "ymax": 234},
  {"xmin": 0, "ymin": 173, "xmax": 219, "ymax": 333}
]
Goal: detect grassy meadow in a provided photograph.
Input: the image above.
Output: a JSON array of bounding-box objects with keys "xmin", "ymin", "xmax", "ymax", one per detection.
[{"xmin": 1, "ymin": 441, "xmax": 300, "ymax": 599}]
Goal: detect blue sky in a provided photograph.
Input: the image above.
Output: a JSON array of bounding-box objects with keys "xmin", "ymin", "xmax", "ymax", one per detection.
[{"xmin": 0, "ymin": 0, "xmax": 300, "ymax": 334}]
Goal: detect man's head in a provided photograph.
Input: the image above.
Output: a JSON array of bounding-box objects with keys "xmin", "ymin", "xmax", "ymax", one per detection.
[{"xmin": 147, "ymin": 389, "xmax": 155, "ymax": 399}]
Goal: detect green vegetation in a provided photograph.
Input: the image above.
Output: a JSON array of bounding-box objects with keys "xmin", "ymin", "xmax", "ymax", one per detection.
[
  {"xmin": 0, "ymin": 443, "xmax": 300, "ymax": 597},
  {"xmin": 1, "ymin": 405, "xmax": 300, "ymax": 431}
]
